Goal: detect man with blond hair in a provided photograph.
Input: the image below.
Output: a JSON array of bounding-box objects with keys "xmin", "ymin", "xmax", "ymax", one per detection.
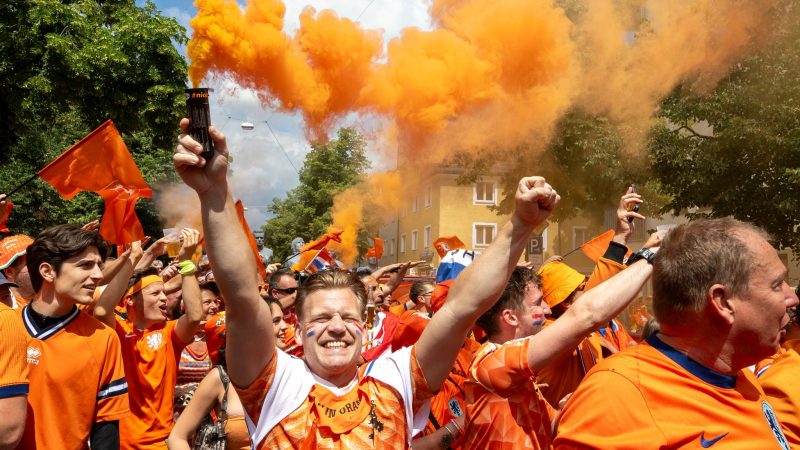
[{"xmin": 173, "ymin": 118, "xmax": 560, "ymax": 448}]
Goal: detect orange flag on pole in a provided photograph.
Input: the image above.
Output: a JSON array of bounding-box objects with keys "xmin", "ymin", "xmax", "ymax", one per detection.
[
  {"xmin": 364, "ymin": 237, "xmax": 384, "ymax": 260},
  {"xmin": 579, "ymin": 229, "xmax": 619, "ymax": 262},
  {"xmin": 234, "ymin": 200, "xmax": 267, "ymax": 281},
  {"xmin": 38, "ymin": 120, "xmax": 152, "ymax": 244},
  {"xmin": 291, "ymin": 230, "xmax": 344, "ymax": 272}
]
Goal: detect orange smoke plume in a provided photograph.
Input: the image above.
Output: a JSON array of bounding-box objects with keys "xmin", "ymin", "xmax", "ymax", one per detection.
[{"xmin": 326, "ymin": 172, "xmax": 403, "ymax": 264}]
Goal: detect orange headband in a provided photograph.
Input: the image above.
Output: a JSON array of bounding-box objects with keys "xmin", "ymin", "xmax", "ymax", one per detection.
[{"xmin": 126, "ymin": 275, "xmax": 163, "ymax": 297}]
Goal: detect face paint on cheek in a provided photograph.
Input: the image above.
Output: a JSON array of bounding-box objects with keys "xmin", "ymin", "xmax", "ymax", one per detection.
[
  {"xmin": 306, "ymin": 329, "xmax": 316, "ymax": 338},
  {"xmin": 352, "ymin": 322, "xmax": 364, "ymax": 336},
  {"xmin": 532, "ymin": 313, "xmax": 545, "ymax": 326}
]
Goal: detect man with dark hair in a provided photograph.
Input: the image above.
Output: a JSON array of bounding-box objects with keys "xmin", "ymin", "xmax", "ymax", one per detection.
[
  {"xmin": 555, "ymin": 218, "xmax": 796, "ymax": 449},
  {"xmin": 459, "ymin": 236, "xmax": 656, "ymax": 450},
  {"xmin": 174, "ymin": 120, "xmax": 560, "ymax": 448},
  {"xmin": 268, "ymin": 268, "xmax": 300, "ymax": 350},
  {"xmin": 18, "ymin": 224, "xmax": 129, "ymax": 450},
  {"xmin": 93, "ymin": 228, "xmax": 204, "ymax": 450}
]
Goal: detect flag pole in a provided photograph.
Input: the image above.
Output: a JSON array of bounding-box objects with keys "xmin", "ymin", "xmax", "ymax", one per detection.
[{"xmin": 4, "ymin": 173, "xmax": 39, "ymax": 199}]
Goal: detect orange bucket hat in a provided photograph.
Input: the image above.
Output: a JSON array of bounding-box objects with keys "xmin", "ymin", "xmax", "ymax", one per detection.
[
  {"xmin": 536, "ymin": 261, "xmax": 585, "ymax": 307},
  {"xmin": 0, "ymin": 234, "xmax": 34, "ymax": 270}
]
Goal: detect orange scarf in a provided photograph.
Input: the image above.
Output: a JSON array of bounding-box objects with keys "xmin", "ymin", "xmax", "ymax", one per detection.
[{"xmin": 307, "ymin": 382, "xmax": 371, "ymax": 434}]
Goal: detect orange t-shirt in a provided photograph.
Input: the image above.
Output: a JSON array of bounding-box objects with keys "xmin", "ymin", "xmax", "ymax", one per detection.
[
  {"xmin": 116, "ymin": 318, "xmax": 186, "ymax": 450},
  {"xmin": 554, "ymin": 334, "xmax": 792, "ymax": 450},
  {"xmin": 758, "ymin": 339, "xmax": 800, "ymax": 447},
  {"xmin": 0, "ymin": 303, "xmax": 28, "ymax": 398},
  {"xmin": 462, "ymin": 338, "xmax": 556, "ymax": 450},
  {"xmin": 235, "ymin": 346, "xmax": 433, "ymax": 449},
  {"xmin": 19, "ymin": 305, "xmax": 129, "ymax": 450}
]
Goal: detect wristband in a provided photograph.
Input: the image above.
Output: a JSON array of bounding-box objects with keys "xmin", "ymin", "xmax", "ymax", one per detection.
[
  {"xmin": 178, "ymin": 260, "xmax": 197, "ymax": 276},
  {"xmin": 450, "ymin": 418, "xmax": 464, "ymax": 435}
]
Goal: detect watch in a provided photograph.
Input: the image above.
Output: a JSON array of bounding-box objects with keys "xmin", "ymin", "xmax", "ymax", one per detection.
[{"xmin": 628, "ymin": 248, "xmax": 656, "ymax": 265}]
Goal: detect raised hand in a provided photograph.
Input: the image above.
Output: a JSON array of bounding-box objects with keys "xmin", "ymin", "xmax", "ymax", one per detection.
[
  {"xmin": 514, "ymin": 176, "xmax": 560, "ymax": 227},
  {"xmin": 615, "ymin": 186, "xmax": 645, "ymax": 241},
  {"xmin": 174, "ymin": 118, "xmax": 229, "ymax": 195}
]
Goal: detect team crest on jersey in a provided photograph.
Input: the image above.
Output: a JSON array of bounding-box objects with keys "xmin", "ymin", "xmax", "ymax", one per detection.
[
  {"xmin": 448, "ymin": 398, "xmax": 463, "ymax": 417},
  {"xmin": 762, "ymin": 400, "xmax": 790, "ymax": 450},
  {"xmin": 146, "ymin": 333, "xmax": 163, "ymax": 350},
  {"xmin": 26, "ymin": 346, "xmax": 41, "ymax": 365}
]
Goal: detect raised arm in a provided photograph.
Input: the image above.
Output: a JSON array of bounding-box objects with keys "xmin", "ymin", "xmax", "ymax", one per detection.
[
  {"xmin": 174, "ymin": 228, "xmax": 204, "ymax": 343},
  {"xmin": 526, "ymin": 252, "xmax": 655, "ymax": 371},
  {"xmin": 174, "ymin": 119, "xmax": 273, "ymax": 387},
  {"xmin": 415, "ymin": 177, "xmax": 559, "ymax": 390},
  {"xmin": 93, "ymin": 242, "xmax": 144, "ymax": 328}
]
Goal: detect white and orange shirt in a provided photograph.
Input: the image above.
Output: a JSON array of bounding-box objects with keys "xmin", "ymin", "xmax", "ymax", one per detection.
[{"xmin": 236, "ymin": 346, "xmax": 433, "ymax": 449}]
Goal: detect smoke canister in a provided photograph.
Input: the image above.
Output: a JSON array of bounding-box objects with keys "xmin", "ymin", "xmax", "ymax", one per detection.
[{"xmin": 185, "ymin": 88, "xmax": 215, "ymax": 161}]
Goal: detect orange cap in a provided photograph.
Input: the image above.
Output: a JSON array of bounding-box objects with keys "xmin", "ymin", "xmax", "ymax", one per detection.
[
  {"xmin": 536, "ymin": 261, "xmax": 585, "ymax": 307},
  {"xmin": 0, "ymin": 234, "xmax": 33, "ymax": 270},
  {"xmin": 204, "ymin": 312, "xmax": 227, "ymax": 365},
  {"xmin": 429, "ymin": 280, "xmax": 455, "ymax": 313},
  {"xmin": 392, "ymin": 310, "xmax": 430, "ymax": 351}
]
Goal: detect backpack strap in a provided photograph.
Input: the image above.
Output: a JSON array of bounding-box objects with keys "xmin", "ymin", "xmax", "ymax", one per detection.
[{"xmin": 217, "ymin": 365, "xmax": 230, "ymax": 421}]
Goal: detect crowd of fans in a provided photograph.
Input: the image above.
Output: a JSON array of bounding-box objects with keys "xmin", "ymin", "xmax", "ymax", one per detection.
[{"xmin": 0, "ymin": 120, "xmax": 797, "ymax": 449}]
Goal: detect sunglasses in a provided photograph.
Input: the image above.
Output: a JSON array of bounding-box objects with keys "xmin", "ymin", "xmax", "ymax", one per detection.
[{"xmin": 274, "ymin": 287, "xmax": 298, "ymax": 295}]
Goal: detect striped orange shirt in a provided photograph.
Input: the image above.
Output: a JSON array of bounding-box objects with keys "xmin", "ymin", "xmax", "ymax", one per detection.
[{"xmin": 235, "ymin": 346, "xmax": 433, "ymax": 449}]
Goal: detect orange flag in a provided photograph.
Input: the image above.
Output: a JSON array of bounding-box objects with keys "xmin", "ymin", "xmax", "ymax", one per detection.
[
  {"xmin": 579, "ymin": 229, "xmax": 629, "ymax": 262},
  {"xmin": 235, "ymin": 200, "xmax": 267, "ymax": 281},
  {"xmin": 291, "ymin": 230, "xmax": 344, "ymax": 272},
  {"xmin": 0, "ymin": 201, "xmax": 12, "ymax": 233},
  {"xmin": 38, "ymin": 120, "xmax": 152, "ymax": 244},
  {"xmin": 364, "ymin": 237, "xmax": 384, "ymax": 260},
  {"xmin": 433, "ymin": 235, "xmax": 466, "ymax": 258}
]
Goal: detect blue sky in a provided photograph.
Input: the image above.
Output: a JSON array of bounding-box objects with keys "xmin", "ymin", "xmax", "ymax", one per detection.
[{"xmin": 146, "ymin": 0, "xmax": 431, "ymax": 229}]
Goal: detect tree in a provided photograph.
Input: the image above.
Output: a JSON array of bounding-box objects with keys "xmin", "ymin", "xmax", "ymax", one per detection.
[
  {"xmin": 263, "ymin": 128, "xmax": 370, "ymax": 262},
  {"xmin": 649, "ymin": 10, "xmax": 800, "ymax": 251},
  {"xmin": 0, "ymin": 0, "xmax": 187, "ymax": 237}
]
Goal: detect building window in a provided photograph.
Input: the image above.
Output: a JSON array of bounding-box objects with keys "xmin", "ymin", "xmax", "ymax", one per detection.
[
  {"xmin": 424, "ymin": 225, "xmax": 431, "ymax": 248},
  {"xmin": 572, "ymin": 226, "xmax": 587, "ymax": 249},
  {"xmin": 411, "ymin": 230, "xmax": 418, "ymax": 251},
  {"xmin": 473, "ymin": 181, "xmax": 496, "ymax": 205},
  {"xmin": 412, "ymin": 197, "xmax": 419, "ymax": 213},
  {"xmin": 400, "ymin": 234, "xmax": 406, "ymax": 253},
  {"xmin": 389, "ymin": 238, "xmax": 395, "ymax": 256},
  {"xmin": 424, "ymin": 185, "xmax": 433, "ymax": 208},
  {"xmin": 473, "ymin": 223, "xmax": 497, "ymax": 248}
]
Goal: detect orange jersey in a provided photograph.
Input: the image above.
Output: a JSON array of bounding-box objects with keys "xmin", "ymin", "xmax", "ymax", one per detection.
[
  {"xmin": 116, "ymin": 318, "xmax": 186, "ymax": 450},
  {"xmin": 0, "ymin": 303, "xmax": 28, "ymax": 399},
  {"xmin": 19, "ymin": 305, "xmax": 129, "ymax": 450},
  {"xmin": 235, "ymin": 346, "xmax": 433, "ymax": 449},
  {"xmin": 758, "ymin": 339, "xmax": 800, "ymax": 447},
  {"xmin": 420, "ymin": 339, "xmax": 480, "ymax": 443},
  {"xmin": 389, "ymin": 303, "xmax": 409, "ymax": 317},
  {"xmin": 462, "ymin": 339, "xmax": 556, "ymax": 450},
  {"xmin": 537, "ymin": 250, "xmax": 629, "ymax": 406},
  {"xmin": 554, "ymin": 334, "xmax": 792, "ymax": 450}
]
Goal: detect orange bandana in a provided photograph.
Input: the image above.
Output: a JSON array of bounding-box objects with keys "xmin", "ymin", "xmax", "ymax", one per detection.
[
  {"xmin": 126, "ymin": 275, "xmax": 162, "ymax": 297},
  {"xmin": 308, "ymin": 382, "xmax": 371, "ymax": 434}
]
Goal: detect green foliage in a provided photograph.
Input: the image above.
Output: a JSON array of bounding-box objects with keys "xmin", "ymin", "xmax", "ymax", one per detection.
[
  {"xmin": 650, "ymin": 13, "xmax": 800, "ymax": 251},
  {"xmin": 263, "ymin": 128, "xmax": 370, "ymax": 262},
  {"xmin": 0, "ymin": 0, "xmax": 187, "ymax": 237},
  {"xmin": 456, "ymin": 111, "xmax": 654, "ymax": 226}
]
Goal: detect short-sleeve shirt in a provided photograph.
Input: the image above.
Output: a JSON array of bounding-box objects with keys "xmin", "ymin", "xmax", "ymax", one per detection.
[
  {"xmin": 554, "ymin": 334, "xmax": 791, "ymax": 450},
  {"xmin": 758, "ymin": 339, "xmax": 800, "ymax": 447},
  {"xmin": 462, "ymin": 338, "xmax": 556, "ymax": 450},
  {"xmin": 235, "ymin": 345, "xmax": 433, "ymax": 449},
  {"xmin": 0, "ymin": 303, "xmax": 28, "ymax": 399},
  {"xmin": 116, "ymin": 318, "xmax": 186, "ymax": 449},
  {"xmin": 19, "ymin": 305, "xmax": 129, "ymax": 450}
]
